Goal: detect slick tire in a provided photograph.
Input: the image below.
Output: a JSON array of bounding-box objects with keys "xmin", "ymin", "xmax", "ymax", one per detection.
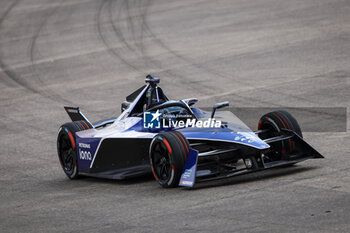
[
  {"xmin": 57, "ymin": 121, "xmax": 92, "ymax": 179},
  {"xmin": 149, "ymin": 131, "xmax": 189, "ymax": 188},
  {"xmin": 258, "ymin": 110, "xmax": 302, "ymax": 159}
]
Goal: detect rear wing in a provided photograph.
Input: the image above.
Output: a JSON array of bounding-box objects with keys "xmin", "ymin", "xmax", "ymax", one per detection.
[
  {"xmin": 64, "ymin": 106, "xmax": 117, "ymax": 128},
  {"xmin": 64, "ymin": 106, "xmax": 93, "ymax": 126}
]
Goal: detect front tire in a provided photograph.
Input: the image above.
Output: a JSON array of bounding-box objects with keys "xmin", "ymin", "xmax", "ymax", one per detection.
[
  {"xmin": 149, "ymin": 131, "xmax": 189, "ymax": 188},
  {"xmin": 258, "ymin": 110, "xmax": 302, "ymax": 161}
]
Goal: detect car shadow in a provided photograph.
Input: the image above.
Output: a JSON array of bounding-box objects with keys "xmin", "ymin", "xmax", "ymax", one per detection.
[
  {"xmin": 49, "ymin": 165, "xmax": 320, "ymax": 190},
  {"xmin": 77, "ymin": 173, "xmax": 155, "ymax": 185},
  {"xmin": 186, "ymin": 165, "xmax": 320, "ymax": 191}
]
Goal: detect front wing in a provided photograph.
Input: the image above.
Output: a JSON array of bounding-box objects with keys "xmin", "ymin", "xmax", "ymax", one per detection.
[{"xmin": 179, "ymin": 131, "xmax": 324, "ymax": 188}]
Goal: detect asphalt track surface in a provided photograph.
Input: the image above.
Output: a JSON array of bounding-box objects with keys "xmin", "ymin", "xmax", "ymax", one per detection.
[{"xmin": 0, "ymin": 0, "xmax": 349, "ymax": 232}]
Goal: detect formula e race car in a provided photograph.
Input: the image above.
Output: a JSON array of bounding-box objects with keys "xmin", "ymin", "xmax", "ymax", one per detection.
[{"xmin": 57, "ymin": 75, "xmax": 323, "ymax": 188}]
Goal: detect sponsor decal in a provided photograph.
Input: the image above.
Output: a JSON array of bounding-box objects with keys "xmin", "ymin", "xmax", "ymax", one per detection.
[
  {"xmin": 79, "ymin": 149, "xmax": 92, "ymax": 160},
  {"xmin": 75, "ymin": 137, "xmax": 101, "ymax": 170},
  {"xmin": 232, "ymin": 132, "xmax": 255, "ymax": 143},
  {"xmin": 182, "ymin": 169, "xmax": 192, "ymax": 178},
  {"xmin": 180, "ymin": 180, "xmax": 193, "ymax": 185},
  {"xmin": 179, "ymin": 149, "xmax": 198, "ymax": 187},
  {"xmin": 143, "ymin": 110, "xmax": 221, "ymax": 129},
  {"xmin": 78, "ymin": 143, "xmax": 90, "ymax": 149},
  {"xmin": 67, "ymin": 108, "xmax": 79, "ymax": 113},
  {"xmin": 78, "ymin": 143, "xmax": 92, "ymax": 160}
]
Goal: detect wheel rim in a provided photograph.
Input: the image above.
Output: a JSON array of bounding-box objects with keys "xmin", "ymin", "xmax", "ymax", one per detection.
[
  {"xmin": 59, "ymin": 134, "xmax": 75, "ymax": 173},
  {"xmin": 151, "ymin": 140, "xmax": 171, "ymax": 182}
]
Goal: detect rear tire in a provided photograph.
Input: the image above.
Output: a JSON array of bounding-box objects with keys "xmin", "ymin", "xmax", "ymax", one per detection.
[
  {"xmin": 258, "ymin": 110, "xmax": 302, "ymax": 160},
  {"xmin": 57, "ymin": 121, "xmax": 92, "ymax": 179},
  {"xmin": 149, "ymin": 131, "xmax": 189, "ymax": 188}
]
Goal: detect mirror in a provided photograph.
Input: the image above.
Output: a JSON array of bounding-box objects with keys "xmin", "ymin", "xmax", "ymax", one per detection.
[{"xmin": 211, "ymin": 101, "xmax": 229, "ymax": 118}]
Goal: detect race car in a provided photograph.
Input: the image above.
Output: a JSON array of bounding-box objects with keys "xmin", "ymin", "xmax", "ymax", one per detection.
[{"xmin": 57, "ymin": 74, "xmax": 323, "ymax": 188}]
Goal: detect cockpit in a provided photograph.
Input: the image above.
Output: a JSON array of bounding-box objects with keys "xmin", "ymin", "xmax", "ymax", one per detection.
[{"xmin": 119, "ymin": 75, "xmax": 200, "ymax": 120}]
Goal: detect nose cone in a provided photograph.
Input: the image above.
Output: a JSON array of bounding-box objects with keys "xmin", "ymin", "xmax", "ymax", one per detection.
[
  {"xmin": 182, "ymin": 129, "xmax": 270, "ymax": 150},
  {"xmin": 230, "ymin": 131, "xmax": 270, "ymax": 149}
]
